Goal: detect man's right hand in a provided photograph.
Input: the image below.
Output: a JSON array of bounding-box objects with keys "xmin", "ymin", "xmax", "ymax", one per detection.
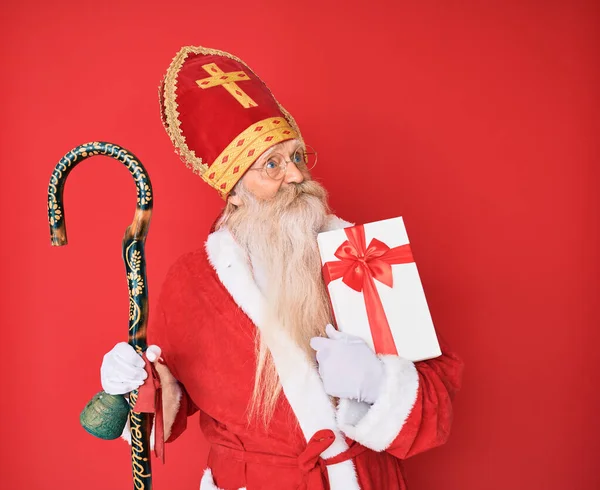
[{"xmin": 100, "ymin": 342, "xmax": 162, "ymax": 395}]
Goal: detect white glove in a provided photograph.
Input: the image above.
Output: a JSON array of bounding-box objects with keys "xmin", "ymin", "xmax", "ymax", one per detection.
[
  {"xmin": 310, "ymin": 324, "xmax": 385, "ymax": 404},
  {"xmin": 100, "ymin": 342, "xmax": 162, "ymax": 395}
]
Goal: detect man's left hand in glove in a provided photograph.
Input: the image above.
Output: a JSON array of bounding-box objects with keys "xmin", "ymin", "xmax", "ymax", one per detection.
[{"xmin": 310, "ymin": 324, "xmax": 385, "ymax": 404}]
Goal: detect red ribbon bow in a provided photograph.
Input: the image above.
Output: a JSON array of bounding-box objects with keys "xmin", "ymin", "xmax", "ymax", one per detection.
[
  {"xmin": 297, "ymin": 430, "xmax": 335, "ymax": 489},
  {"xmin": 322, "ymin": 225, "xmax": 414, "ymax": 355},
  {"xmin": 297, "ymin": 430, "xmax": 368, "ymax": 490}
]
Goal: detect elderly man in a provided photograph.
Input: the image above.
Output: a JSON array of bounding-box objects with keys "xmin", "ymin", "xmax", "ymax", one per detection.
[{"xmin": 100, "ymin": 46, "xmax": 463, "ymax": 490}]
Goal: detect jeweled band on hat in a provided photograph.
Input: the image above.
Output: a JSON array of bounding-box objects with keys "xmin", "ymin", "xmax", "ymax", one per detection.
[{"xmin": 160, "ymin": 45, "xmax": 303, "ymax": 198}]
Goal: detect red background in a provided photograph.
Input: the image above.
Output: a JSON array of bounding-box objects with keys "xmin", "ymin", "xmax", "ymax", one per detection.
[{"xmin": 1, "ymin": 1, "xmax": 598, "ymax": 489}]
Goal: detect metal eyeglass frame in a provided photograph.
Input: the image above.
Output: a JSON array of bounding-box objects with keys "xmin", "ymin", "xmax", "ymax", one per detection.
[{"xmin": 246, "ymin": 144, "xmax": 317, "ymax": 180}]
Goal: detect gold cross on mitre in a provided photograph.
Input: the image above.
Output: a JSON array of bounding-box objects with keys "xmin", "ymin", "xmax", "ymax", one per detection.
[{"xmin": 196, "ymin": 63, "xmax": 258, "ymax": 109}]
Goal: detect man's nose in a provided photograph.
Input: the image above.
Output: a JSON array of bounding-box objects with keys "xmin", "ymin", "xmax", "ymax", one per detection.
[{"xmin": 284, "ymin": 162, "xmax": 305, "ymax": 184}]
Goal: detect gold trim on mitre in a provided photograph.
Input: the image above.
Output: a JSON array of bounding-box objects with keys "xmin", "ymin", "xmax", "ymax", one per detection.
[
  {"xmin": 205, "ymin": 117, "xmax": 298, "ymax": 197},
  {"xmin": 160, "ymin": 45, "xmax": 304, "ymax": 182}
]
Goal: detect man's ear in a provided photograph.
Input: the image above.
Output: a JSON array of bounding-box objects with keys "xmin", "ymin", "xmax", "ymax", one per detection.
[{"xmin": 227, "ymin": 193, "xmax": 242, "ymax": 206}]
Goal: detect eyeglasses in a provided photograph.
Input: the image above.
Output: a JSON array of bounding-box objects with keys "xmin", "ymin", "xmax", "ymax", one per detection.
[{"xmin": 247, "ymin": 144, "xmax": 317, "ymax": 180}]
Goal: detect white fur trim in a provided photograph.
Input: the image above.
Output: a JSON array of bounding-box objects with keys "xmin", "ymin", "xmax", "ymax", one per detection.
[
  {"xmin": 337, "ymin": 355, "xmax": 419, "ymax": 452},
  {"xmin": 163, "ymin": 381, "xmax": 183, "ymax": 440},
  {"xmin": 205, "ymin": 216, "xmax": 361, "ymax": 490},
  {"xmin": 200, "ymin": 468, "xmax": 246, "ymax": 490},
  {"xmin": 322, "ymin": 214, "xmax": 354, "ymax": 232}
]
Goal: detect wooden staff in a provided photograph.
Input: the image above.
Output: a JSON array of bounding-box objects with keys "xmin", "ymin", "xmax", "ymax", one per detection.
[{"xmin": 47, "ymin": 141, "xmax": 155, "ymax": 489}]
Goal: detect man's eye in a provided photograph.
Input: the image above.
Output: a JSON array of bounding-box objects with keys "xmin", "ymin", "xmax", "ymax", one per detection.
[
  {"xmin": 293, "ymin": 151, "xmax": 304, "ymax": 163},
  {"xmin": 265, "ymin": 160, "xmax": 278, "ymax": 169}
]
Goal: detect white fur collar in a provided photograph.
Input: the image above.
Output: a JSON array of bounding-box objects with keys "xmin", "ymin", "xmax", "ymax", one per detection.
[
  {"xmin": 204, "ymin": 214, "xmax": 360, "ymax": 490},
  {"xmin": 320, "ymin": 214, "xmax": 354, "ymax": 232}
]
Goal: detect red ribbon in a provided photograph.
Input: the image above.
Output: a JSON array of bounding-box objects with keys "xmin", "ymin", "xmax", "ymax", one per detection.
[
  {"xmin": 132, "ymin": 353, "xmax": 165, "ymax": 463},
  {"xmin": 322, "ymin": 225, "xmax": 414, "ymax": 355}
]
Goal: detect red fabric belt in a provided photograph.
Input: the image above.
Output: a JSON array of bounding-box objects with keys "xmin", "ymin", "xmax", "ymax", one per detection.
[{"xmin": 210, "ymin": 429, "xmax": 367, "ymax": 490}]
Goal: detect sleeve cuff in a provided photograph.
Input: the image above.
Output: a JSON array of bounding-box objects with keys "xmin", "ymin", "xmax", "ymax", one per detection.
[
  {"xmin": 336, "ymin": 355, "xmax": 419, "ymax": 451},
  {"xmin": 163, "ymin": 381, "xmax": 183, "ymax": 440}
]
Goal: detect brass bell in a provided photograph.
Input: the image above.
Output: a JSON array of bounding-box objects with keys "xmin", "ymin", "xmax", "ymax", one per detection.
[{"xmin": 80, "ymin": 391, "xmax": 130, "ymax": 440}]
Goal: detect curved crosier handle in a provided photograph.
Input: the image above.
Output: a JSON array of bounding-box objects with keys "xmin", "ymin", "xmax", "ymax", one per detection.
[{"xmin": 48, "ymin": 142, "xmax": 155, "ymax": 490}]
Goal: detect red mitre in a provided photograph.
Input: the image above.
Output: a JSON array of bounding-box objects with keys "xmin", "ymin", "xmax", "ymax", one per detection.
[{"xmin": 159, "ymin": 46, "xmax": 302, "ymax": 198}]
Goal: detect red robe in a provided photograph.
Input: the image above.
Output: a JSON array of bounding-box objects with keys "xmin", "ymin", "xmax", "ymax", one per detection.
[{"xmin": 149, "ymin": 216, "xmax": 464, "ymax": 490}]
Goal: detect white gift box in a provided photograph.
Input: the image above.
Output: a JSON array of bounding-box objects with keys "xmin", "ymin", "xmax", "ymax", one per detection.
[{"xmin": 317, "ymin": 216, "xmax": 441, "ymax": 362}]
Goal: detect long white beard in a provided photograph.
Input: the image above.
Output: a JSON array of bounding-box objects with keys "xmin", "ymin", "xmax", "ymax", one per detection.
[{"xmin": 224, "ymin": 179, "xmax": 334, "ymax": 424}]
